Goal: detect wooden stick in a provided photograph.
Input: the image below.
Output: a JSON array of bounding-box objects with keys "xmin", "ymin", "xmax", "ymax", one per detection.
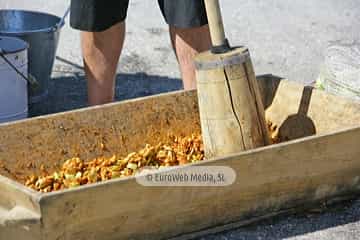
[{"xmin": 204, "ymin": 0, "xmax": 227, "ymax": 47}]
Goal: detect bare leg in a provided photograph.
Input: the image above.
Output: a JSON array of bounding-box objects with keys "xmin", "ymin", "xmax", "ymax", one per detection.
[
  {"xmin": 170, "ymin": 25, "xmax": 211, "ymax": 90},
  {"xmin": 81, "ymin": 22, "xmax": 126, "ymax": 106}
]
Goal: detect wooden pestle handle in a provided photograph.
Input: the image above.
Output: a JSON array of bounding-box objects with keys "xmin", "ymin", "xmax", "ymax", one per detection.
[{"xmin": 204, "ymin": 0, "xmax": 229, "ymax": 50}]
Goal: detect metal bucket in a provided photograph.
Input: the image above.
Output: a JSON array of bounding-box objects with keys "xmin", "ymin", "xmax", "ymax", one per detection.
[
  {"xmin": 0, "ymin": 36, "xmax": 29, "ymax": 124},
  {"xmin": 0, "ymin": 10, "xmax": 65, "ymax": 104}
]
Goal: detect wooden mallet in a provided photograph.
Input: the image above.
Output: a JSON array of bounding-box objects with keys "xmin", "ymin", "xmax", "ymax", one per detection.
[{"xmin": 195, "ymin": 0, "xmax": 270, "ymax": 159}]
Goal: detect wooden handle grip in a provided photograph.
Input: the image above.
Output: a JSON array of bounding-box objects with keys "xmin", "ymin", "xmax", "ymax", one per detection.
[{"xmin": 204, "ymin": 0, "xmax": 227, "ymax": 47}]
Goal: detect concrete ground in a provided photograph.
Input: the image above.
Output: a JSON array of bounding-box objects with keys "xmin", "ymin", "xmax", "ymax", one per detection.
[
  {"xmin": 1, "ymin": 0, "xmax": 360, "ymax": 239},
  {"xmin": 199, "ymin": 198, "xmax": 360, "ymax": 240}
]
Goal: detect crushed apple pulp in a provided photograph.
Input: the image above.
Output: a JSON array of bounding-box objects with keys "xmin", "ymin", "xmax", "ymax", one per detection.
[{"xmin": 25, "ymin": 120, "xmax": 280, "ymax": 193}]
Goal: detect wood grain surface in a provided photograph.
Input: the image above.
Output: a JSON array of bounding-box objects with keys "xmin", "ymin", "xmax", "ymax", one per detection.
[{"xmin": 1, "ymin": 76, "xmax": 360, "ymax": 240}]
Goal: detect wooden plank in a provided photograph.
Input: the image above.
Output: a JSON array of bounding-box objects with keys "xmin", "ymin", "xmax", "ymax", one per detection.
[
  {"xmin": 1, "ymin": 75, "xmax": 360, "ymax": 239},
  {"xmin": 0, "ymin": 90, "xmax": 201, "ymax": 180},
  {"xmin": 170, "ymin": 210, "xmax": 293, "ymax": 240},
  {"xmin": 38, "ymin": 126, "xmax": 360, "ymax": 240},
  {"xmin": 265, "ymin": 79, "xmax": 360, "ymax": 141},
  {"xmin": 0, "ymin": 175, "xmax": 41, "ymax": 240}
]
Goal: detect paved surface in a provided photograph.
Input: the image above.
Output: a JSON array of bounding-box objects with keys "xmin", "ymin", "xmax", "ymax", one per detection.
[
  {"xmin": 197, "ymin": 198, "xmax": 360, "ymax": 240},
  {"xmin": 3, "ymin": 0, "xmax": 360, "ymax": 83},
  {"xmin": 1, "ymin": 0, "xmax": 360, "ymax": 239}
]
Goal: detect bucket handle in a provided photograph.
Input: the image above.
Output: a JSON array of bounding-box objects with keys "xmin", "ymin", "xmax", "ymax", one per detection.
[
  {"xmin": 0, "ymin": 48, "xmax": 39, "ymax": 89},
  {"xmin": 52, "ymin": 6, "xmax": 70, "ymax": 32}
]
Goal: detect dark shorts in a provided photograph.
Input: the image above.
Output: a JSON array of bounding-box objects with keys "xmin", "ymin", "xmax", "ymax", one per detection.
[{"xmin": 70, "ymin": 0, "xmax": 208, "ymax": 32}]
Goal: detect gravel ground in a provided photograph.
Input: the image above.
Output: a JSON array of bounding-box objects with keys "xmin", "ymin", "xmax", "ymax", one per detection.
[
  {"xmin": 196, "ymin": 198, "xmax": 360, "ymax": 240},
  {"xmin": 1, "ymin": 0, "xmax": 360, "ymax": 239}
]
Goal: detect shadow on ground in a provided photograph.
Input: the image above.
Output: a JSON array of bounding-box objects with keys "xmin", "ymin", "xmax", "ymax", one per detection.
[
  {"xmin": 198, "ymin": 198, "xmax": 360, "ymax": 240},
  {"xmin": 29, "ymin": 72, "xmax": 183, "ymax": 117}
]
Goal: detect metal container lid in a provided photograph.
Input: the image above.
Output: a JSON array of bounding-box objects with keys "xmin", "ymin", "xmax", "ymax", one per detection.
[{"xmin": 0, "ymin": 36, "xmax": 28, "ymax": 54}]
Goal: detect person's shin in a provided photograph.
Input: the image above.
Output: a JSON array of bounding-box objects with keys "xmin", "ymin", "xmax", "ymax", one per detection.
[{"xmin": 170, "ymin": 25, "xmax": 211, "ymax": 90}]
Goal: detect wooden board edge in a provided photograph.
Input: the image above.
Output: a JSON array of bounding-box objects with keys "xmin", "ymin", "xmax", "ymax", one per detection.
[
  {"xmin": 0, "ymin": 89, "xmax": 188, "ymax": 128},
  {"xmin": 0, "ymin": 175, "xmax": 40, "ymax": 200},
  {"xmin": 0, "ymin": 74, "xmax": 283, "ymax": 130}
]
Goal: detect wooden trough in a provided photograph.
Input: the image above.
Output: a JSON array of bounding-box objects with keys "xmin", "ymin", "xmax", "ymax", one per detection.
[{"xmin": 1, "ymin": 75, "xmax": 360, "ymax": 240}]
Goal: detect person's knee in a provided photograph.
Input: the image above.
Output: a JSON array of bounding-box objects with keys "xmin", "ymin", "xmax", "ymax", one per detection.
[
  {"xmin": 81, "ymin": 21, "xmax": 126, "ymax": 58},
  {"xmin": 170, "ymin": 24, "xmax": 209, "ymax": 34},
  {"xmin": 170, "ymin": 25, "xmax": 211, "ymax": 51},
  {"xmin": 81, "ymin": 21, "xmax": 126, "ymax": 42}
]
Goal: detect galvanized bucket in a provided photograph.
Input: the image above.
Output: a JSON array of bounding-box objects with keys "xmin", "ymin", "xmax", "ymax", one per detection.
[
  {"xmin": 0, "ymin": 36, "xmax": 29, "ymax": 123},
  {"xmin": 0, "ymin": 10, "xmax": 65, "ymax": 104}
]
